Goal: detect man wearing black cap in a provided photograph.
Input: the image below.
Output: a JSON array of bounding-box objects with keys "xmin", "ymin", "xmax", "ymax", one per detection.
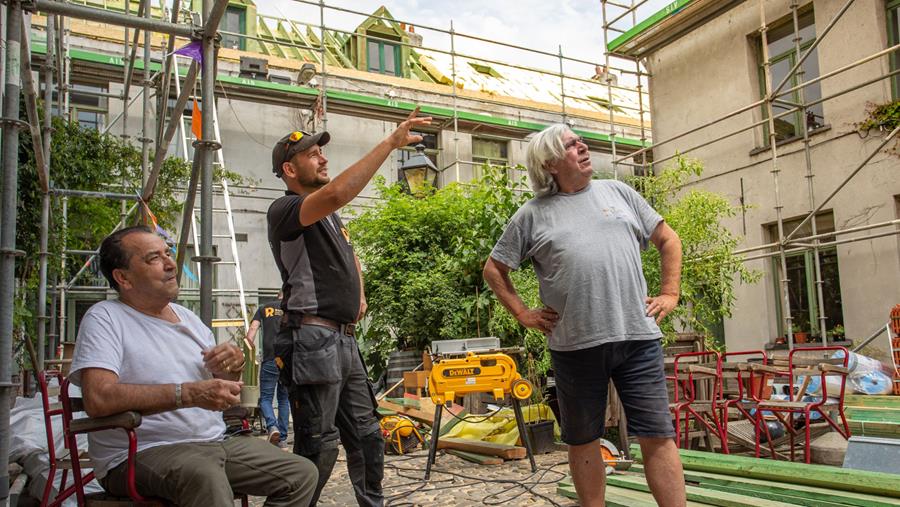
[{"xmin": 267, "ymin": 108, "xmax": 431, "ymax": 507}]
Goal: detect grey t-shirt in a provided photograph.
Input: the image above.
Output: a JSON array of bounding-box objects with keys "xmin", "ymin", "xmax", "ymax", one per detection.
[{"xmin": 490, "ymin": 179, "xmax": 664, "ymax": 351}]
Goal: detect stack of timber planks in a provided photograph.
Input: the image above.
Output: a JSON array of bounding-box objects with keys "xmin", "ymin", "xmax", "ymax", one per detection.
[
  {"xmin": 844, "ymin": 394, "xmax": 900, "ymax": 440},
  {"xmin": 557, "ymin": 446, "xmax": 900, "ymax": 506}
]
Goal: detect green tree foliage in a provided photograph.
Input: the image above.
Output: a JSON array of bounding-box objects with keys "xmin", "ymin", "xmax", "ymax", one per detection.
[
  {"xmin": 350, "ymin": 166, "xmax": 541, "ymax": 368},
  {"xmin": 14, "ymin": 116, "xmax": 243, "ymax": 352},
  {"xmin": 351, "ymin": 157, "xmax": 757, "ymax": 374},
  {"xmin": 17, "ymin": 117, "xmax": 191, "ymax": 286}
]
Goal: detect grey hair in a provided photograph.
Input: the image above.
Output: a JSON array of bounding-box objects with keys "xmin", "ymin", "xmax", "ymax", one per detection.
[{"xmin": 525, "ymin": 124, "xmax": 570, "ymax": 197}]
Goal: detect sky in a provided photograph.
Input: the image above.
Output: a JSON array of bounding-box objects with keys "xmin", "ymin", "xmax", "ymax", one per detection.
[{"xmin": 258, "ymin": 0, "xmax": 672, "ymax": 79}]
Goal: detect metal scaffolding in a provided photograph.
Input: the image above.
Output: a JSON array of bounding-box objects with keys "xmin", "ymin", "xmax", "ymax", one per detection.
[
  {"xmin": 0, "ymin": 0, "xmax": 231, "ymax": 499},
  {"xmin": 2, "ymin": 2, "xmax": 648, "ymax": 496},
  {"xmin": 600, "ymin": 0, "xmax": 900, "ymax": 347}
]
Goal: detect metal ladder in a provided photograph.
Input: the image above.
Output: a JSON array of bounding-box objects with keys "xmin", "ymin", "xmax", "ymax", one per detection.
[{"xmin": 170, "ymin": 51, "xmax": 250, "ymax": 336}]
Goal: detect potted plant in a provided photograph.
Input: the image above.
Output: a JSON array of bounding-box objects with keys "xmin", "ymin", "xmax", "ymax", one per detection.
[
  {"xmin": 830, "ymin": 324, "xmax": 845, "ymax": 342},
  {"xmin": 791, "ymin": 321, "xmax": 809, "ymax": 344}
]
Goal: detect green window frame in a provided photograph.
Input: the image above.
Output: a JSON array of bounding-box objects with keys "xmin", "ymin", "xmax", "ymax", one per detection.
[
  {"xmin": 767, "ymin": 213, "xmax": 844, "ymax": 340},
  {"xmin": 757, "ymin": 9, "xmax": 825, "ymax": 144},
  {"xmin": 222, "ymin": 6, "xmax": 246, "ymax": 51},
  {"xmin": 888, "ymin": 0, "xmax": 900, "ymax": 98},
  {"xmin": 367, "ymin": 40, "xmax": 401, "ymax": 76}
]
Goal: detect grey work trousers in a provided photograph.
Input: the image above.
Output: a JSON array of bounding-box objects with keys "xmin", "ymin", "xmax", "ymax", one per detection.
[
  {"xmin": 286, "ymin": 324, "xmax": 384, "ymax": 507},
  {"xmin": 100, "ymin": 434, "xmax": 318, "ymax": 507}
]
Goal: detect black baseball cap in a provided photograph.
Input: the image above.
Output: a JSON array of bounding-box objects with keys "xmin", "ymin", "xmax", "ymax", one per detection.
[{"xmin": 271, "ymin": 130, "xmax": 331, "ymax": 177}]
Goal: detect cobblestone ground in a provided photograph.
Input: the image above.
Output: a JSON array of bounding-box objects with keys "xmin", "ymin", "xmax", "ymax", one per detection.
[{"xmin": 247, "ymin": 435, "xmax": 578, "ymax": 507}]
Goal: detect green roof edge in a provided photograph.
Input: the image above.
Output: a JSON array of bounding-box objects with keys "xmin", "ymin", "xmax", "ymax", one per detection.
[
  {"xmin": 30, "ymin": 41, "xmax": 647, "ymax": 148},
  {"xmin": 607, "ymin": 0, "xmax": 693, "ymax": 53}
]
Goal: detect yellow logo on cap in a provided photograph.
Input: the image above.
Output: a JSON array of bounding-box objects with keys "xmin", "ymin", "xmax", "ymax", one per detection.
[{"xmin": 289, "ymin": 131, "xmax": 304, "ymax": 142}]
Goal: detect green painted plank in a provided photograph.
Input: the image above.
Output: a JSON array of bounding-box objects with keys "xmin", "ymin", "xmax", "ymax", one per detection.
[
  {"xmin": 557, "ymin": 483, "xmax": 660, "ymax": 507},
  {"xmin": 607, "ymin": 474, "xmax": 790, "ymax": 507},
  {"xmin": 630, "ymin": 445, "xmax": 900, "ymax": 498},
  {"xmin": 849, "ymin": 420, "xmax": 900, "ymax": 438},
  {"xmin": 635, "ymin": 465, "xmax": 900, "ymax": 507},
  {"xmin": 607, "ymin": 0, "xmax": 694, "ymax": 53},
  {"xmin": 845, "ymin": 395, "xmax": 900, "ymax": 409},
  {"xmin": 847, "ymin": 407, "xmax": 900, "ymax": 423}
]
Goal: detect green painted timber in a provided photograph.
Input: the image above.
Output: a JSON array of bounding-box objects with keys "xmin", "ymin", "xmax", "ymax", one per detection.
[
  {"xmin": 29, "ymin": 39, "xmax": 647, "ymax": 148},
  {"xmin": 846, "ymin": 407, "xmax": 900, "ymax": 422},
  {"xmin": 630, "ymin": 444, "xmax": 900, "ymax": 498},
  {"xmin": 607, "ymin": 0, "xmax": 694, "ymax": 53},
  {"xmin": 849, "ymin": 420, "xmax": 900, "ymax": 439},
  {"xmin": 607, "ymin": 474, "xmax": 789, "ymax": 507},
  {"xmin": 845, "ymin": 395, "xmax": 900, "ymax": 409},
  {"xmin": 557, "ymin": 482, "xmax": 660, "ymax": 507},
  {"xmin": 632, "ymin": 464, "xmax": 898, "ymax": 507}
]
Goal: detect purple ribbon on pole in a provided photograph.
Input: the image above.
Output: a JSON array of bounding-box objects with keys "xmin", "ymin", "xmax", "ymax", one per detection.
[{"xmin": 174, "ymin": 40, "xmax": 203, "ymax": 65}]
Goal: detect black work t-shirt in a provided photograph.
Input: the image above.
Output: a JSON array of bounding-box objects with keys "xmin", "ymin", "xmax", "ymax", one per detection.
[
  {"xmin": 266, "ymin": 191, "xmax": 360, "ymax": 324},
  {"xmin": 252, "ymin": 302, "xmax": 283, "ymax": 362}
]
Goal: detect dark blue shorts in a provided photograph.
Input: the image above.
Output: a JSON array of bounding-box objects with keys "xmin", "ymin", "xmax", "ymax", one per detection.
[{"xmin": 551, "ymin": 338, "xmax": 674, "ymax": 445}]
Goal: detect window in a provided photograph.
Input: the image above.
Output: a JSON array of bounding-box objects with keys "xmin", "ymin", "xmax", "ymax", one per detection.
[
  {"xmin": 48, "ymin": 81, "xmax": 109, "ymax": 131},
  {"xmin": 469, "ymin": 62, "xmax": 503, "ymax": 79},
  {"xmin": 222, "ymin": 6, "xmax": 246, "ymax": 51},
  {"xmin": 888, "ymin": 1, "xmax": 900, "ymax": 97},
  {"xmin": 766, "ymin": 212, "xmax": 844, "ymax": 339},
  {"xmin": 367, "ymin": 39, "xmax": 400, "ymax": 76},
  {"xmin": 758, "ymin": 9, "xmax": 825, "ymax": 143},
  {"xmin": 472, "ymin": 137, "xmax": 509, "ymax": 180}
]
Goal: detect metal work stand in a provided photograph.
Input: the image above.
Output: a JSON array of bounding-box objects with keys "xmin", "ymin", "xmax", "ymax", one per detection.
[{"xmin": 424, "ymin": 397, "xmax": 537, "ymax": 480}]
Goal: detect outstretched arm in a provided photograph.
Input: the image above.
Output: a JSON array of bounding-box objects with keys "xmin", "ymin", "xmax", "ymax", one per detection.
[
  {"xmin": 299, "ymin": 108, "xmax": 433, "ymax": 226},
  {"xmin": 645, "ymin": 221, "xmax": 682, "ymax": 324},
  {"xmin": 483, "ymin": 257, "xmax": 558, "ymax": 334}
]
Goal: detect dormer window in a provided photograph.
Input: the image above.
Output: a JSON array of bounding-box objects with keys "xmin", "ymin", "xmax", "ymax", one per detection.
[
  {"xmin": 367, "ymin": 40, "xmax": 400, "ymax": 76},
  {"xmin": 222, "ymin": 6, "xmax": 246, "ymax": 51}
]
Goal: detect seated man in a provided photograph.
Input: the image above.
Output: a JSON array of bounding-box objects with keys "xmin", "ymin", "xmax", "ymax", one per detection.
[{"xmin": 69, "ymin": 225, "xmax": 318, "ymax": 507}]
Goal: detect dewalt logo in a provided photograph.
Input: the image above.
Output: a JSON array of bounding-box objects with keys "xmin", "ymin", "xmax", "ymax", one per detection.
[{"xmin": 442, "ymin": 367, "xmax": 481, "ymax": 377}]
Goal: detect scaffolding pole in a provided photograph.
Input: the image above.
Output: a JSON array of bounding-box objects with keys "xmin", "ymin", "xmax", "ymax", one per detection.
[
  {"xmin": 0, "ymin": 2, "xmax": 24, "ymax": 499},
  {"xmin": 197, "ymin": 0, "xmax": 228, "ymax": 327}
]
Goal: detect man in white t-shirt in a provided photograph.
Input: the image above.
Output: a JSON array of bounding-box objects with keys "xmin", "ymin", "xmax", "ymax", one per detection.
[{"xmin": 69, "ymin": 226, "xmax": 317, "ymax": 507}]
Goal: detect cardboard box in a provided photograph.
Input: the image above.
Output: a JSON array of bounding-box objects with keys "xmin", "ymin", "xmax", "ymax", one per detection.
[{"xmin": 403, "ymin": 370, "xmax": 429, "ymax": 389}]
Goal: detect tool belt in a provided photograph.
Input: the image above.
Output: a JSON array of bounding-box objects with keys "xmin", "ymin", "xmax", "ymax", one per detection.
[{"xmin": 301, "ymin": 314, "xmax": 356, "ymax": 337}]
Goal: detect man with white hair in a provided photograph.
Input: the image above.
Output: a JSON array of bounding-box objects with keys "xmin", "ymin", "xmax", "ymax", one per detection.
[{"xmin": 483, "ymin": 124, "xmax": 686, "ymax": 507}]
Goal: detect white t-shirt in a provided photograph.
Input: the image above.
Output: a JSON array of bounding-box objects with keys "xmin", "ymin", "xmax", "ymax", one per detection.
[{"xmin": 69, "ymin": 300, "xmax": 226, "ymax": 478}]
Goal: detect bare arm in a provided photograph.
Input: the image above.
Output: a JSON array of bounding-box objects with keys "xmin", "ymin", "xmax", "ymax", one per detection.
[
  {"xmin": 245, "ymin": 319, "xmax": 261, "ymax": 346},
  {"xmin": 299, "ymin": 108, "xmax": 432, "ymax": 226},
  {"xmin": 483, "ymin": 257, "xmax": 558, "ymax": 334},
  {"xmin": 645, "ymin": 221, "xmax": 683, "ymax": 323},
  {"xmin": 80, "ymin": 368, "xmax": 242, "ymax": 418},
  {"xmin": 355, "ymin": 254, "xmax": 367, "ymax": 322}
]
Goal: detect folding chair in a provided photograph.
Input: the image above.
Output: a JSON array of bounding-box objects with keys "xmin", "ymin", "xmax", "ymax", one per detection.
[
  {"xmin": 38, "ymin": 370, "xmax": 96, "ymax": 507},
  {"xmin": 752, "ymin": 346, "xmax": 851, "ymax": 463},
  {"xmin": 717, "ymin": 350, "xmax": 767, "ymax": 454},
  {"xmin": 671, "ymin": 351, "xmax": 725, "ymax": 451},
  {"xmin": 59, "ymin": 377, "xmax": 250, "ymax": 506}
]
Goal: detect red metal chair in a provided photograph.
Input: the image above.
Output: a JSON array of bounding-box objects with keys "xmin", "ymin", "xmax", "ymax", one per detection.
[
  {"xmin": 752, "ymin": 346, "xmax": 851, "ymax": 463},
  {"xmin": 59, "ymin": 378, "xmax": 250, "ymax": 507},
  {"xmin": 671, "ymin": 351, "xmax": 725, "ymax": 451},
  {"xmin": 37, "ymin": 370, "xmax": 96, "ymax": 507},
  {"xmin": 716, "ymin": 350, "xmax": 767, "ymax": 454},
  {"xmin": 59, "ymin": 377, "xmax": 149, "ymax": 505}
]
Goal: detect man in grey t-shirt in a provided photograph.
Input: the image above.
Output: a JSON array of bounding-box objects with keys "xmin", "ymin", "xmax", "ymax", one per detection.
[{"xmin": 483, "ymin": 124, "xmax": 686, "ymax": 507}]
